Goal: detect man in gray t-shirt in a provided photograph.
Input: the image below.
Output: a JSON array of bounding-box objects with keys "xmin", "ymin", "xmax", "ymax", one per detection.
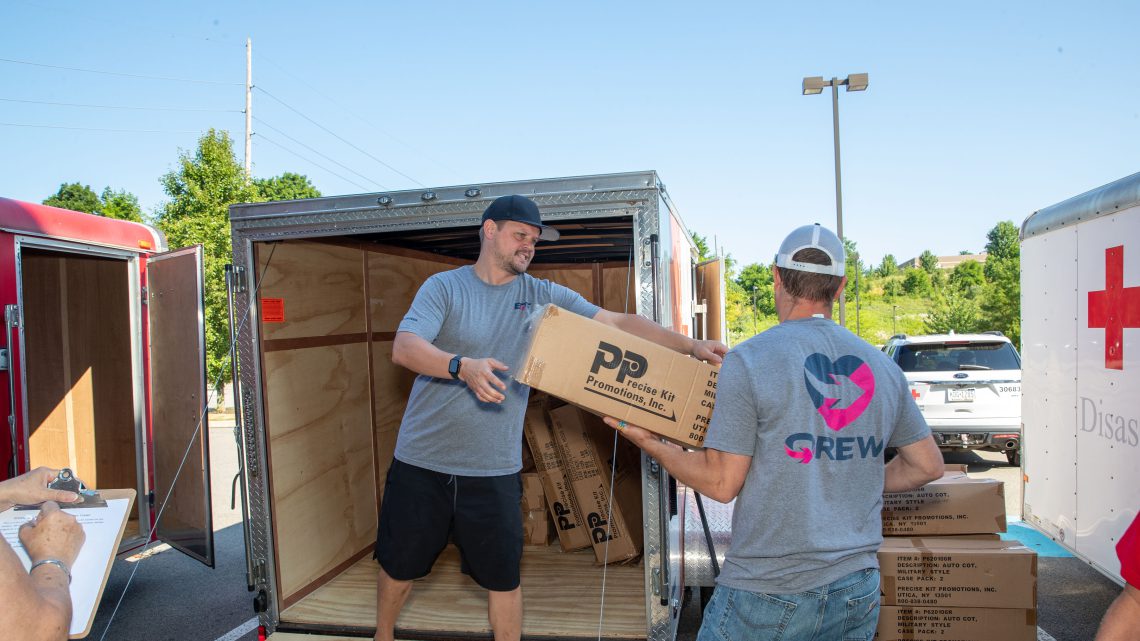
[
  {"xmin": 605, "ymin": 224, "xmax": 943, "ymax": 641},
  {"xmin": 373, "ymin": 194, "xmax": 727, "ymax": 641}
]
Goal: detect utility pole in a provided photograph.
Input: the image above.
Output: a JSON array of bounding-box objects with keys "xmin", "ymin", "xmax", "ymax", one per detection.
[{"xmin": 245, "ymin": 37, "xmax": 252, "ymax": 181}]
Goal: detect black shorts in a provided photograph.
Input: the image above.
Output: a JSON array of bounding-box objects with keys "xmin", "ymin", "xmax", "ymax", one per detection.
[{"xmin": 374, "ymin": 458, "xmax": 523, "ymax": 591}]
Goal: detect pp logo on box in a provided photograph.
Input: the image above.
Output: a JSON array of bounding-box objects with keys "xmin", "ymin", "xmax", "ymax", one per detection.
[{"xmin": 591, "ymin": 342, "xmax": 647, "ymax": 383}]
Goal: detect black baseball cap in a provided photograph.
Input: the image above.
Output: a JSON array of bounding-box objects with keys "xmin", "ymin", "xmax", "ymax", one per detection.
[{"xmin": 480, "ymin": 195, "xmax": 560, "ymax": 241}]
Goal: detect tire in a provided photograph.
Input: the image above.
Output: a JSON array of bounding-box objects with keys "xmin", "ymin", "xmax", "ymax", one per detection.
[{"xmin": 1006, "ymin": 450, "xmax": 1021, "ymax": 467}]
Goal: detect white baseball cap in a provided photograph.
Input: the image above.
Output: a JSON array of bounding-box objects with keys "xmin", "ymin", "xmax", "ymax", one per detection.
[{"xmin": 774, "ymin": 223, "xmax": 845, "ymax": 276}]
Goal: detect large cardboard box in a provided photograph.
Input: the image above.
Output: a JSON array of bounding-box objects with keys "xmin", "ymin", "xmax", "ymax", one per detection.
[
  {"xmin": 882, "ymin": 471, "xmax": 1006, "ymax": 536},
  {"xmin": 879, "ymin": 538, "xmax": 1037, "ymax": 609},
  {"xmin": 875, "ymin": 606, "xmax": 1037, "ymax": 641},
  {"xmin": 518, "ymin": 305, "xmax": 718, "ymax": 448},
  {"xmin": 548, "ymin": 404, "xmax": 643, "ymax": 564},
  {"xmin": 522, "ymin": 402, "xmax": 591, "ymax": 552},
  {"xmin": 520, "ymin": 473, "xmax": 552, "ymax": 547}
]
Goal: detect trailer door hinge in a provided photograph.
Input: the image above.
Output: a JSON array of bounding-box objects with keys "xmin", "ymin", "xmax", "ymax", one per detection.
[
  {"xmin": 230, "ymin": 265, "xmax": 248, "ymax": 293},
  {"xmin": 141, "ymin": 286, "xmax": 148, "ymax": 305}
]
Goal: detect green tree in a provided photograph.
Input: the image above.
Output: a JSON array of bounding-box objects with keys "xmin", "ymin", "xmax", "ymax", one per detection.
[
  {"xmin": 949, "ymin": 259, "xmax": 985, "ymax": 296},
  {"xmin": 919, "ymin": 250, "xmax": 939, "ymax": 274},
  {"xmin": 901, "ymin": 267, "xmax": 932, "ymax": 296},
  {"xmin": 43, "ymin": 182, "xmax": 101, "ymax": 213},
  {"xmin": 736, "ymin": 263, "xmax": 775, "ymax": 316},
  {"xmin": 254, "ymin": 172, "xmax": 322, "ymax": 202},
  {"xmin": 984, "ymin": 220, "xmax": 1020, "ymax": 280},
  {"xmin": 156, "ymin": 129, "xmax": 261, "ymax": 399},
  {"xmin": 99, "ymin": 187, "xmax": 143, "ymax": 222},
  {"xmin": 924, "ymin": 292, "xmax": 982, "ymax": 334},
  {"xmin": 877, "ymin": 254, "xmax": 898, "ymax": 277},
  {"xmin": 690, "ymin": 232, "xmax": 713, "ymax": 261}
]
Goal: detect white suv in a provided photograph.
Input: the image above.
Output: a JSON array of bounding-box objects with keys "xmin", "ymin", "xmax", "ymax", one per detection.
[{"xmin": 882, "ymin": 332, "xmax": 1023, "ymax": 466}]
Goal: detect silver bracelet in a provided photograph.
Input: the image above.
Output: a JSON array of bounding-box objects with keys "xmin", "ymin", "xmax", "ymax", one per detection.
[{"xmin": 29, "ymin": 558, "xmax": 71, "ymax": 584}]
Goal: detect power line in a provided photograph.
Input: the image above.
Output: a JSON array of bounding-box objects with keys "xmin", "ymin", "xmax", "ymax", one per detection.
[
  {"xmin": 0, "ymin": 122, "xmax": 200, "ymax": 134},
  {"xmin": 254, "ymin": 85, "xmax": 425, "ymax": 188},
  {"xmin": 255, "ymin": 133, "xmax": 372, "ymax": 192},
  {"xmin": 0, "ymin": 56, "xmax": 242, "ymax": 86},
  {"xmin": 0, "ymin": 97, "xmax": 240, "ymax": 113},
  {"xmin": 253, "ymin": 116, "xmax": 387, "ymax": 190},
  {"xmin": 259, "ymin": 53, "xmax": 459, "ymax": 176}
]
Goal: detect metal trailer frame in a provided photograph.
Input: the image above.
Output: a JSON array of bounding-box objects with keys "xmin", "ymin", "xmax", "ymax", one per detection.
[
  {"xmin": 229, "ymin": 171, "xmax": 726, "ymax": 639},
  {"xmin": 1020, "ymin": 170, "xmax": 1140, "ymax": 584}
]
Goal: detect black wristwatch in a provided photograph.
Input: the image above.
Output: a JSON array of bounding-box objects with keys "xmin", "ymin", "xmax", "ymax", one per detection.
[{"xmin": 448, "ymin": 355, "xmax": 464, "ymax": 380}]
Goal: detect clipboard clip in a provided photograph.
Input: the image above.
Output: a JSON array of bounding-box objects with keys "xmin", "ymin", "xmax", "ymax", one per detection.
[{"xmin": 14, "ymin": 468, "xmax": 107, "ymax": 510}]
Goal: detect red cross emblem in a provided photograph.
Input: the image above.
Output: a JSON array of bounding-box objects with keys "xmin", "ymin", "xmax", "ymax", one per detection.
[{"xmin": 1088, "ymin": 245, "xmax": 1140, "ymax": 370}]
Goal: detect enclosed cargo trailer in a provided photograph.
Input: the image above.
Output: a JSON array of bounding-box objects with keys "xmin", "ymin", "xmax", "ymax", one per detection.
[
  {"xmin": 0, "ymin": 197, "xmax": 213, "ymax": 566},
  {"xmin": 228, "ymin": 171, "xmax": 729, "ymax": 640},
  {"xmin": 1020, "ymin": 171, "xmax": 1140, "ymax": 584}
]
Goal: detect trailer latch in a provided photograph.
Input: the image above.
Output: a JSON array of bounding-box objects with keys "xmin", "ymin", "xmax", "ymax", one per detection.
[{"xmin": 0, "ymin": 348, "xmax": 7, "ymax": 372}]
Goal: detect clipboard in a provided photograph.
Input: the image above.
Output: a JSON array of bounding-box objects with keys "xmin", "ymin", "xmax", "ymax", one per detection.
[{"xmin": 0, "ymin": 488, "xmax": 137, "ymax": 639}]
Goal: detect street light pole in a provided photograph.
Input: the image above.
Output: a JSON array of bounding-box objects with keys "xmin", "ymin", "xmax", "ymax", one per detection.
[
  {"xmin": 802, "ymin": 72, "xmax": 868, "ymax": 329},
  {"xmin": 751, "ymin": 286, "xmax": 759, "ymax": 335}
]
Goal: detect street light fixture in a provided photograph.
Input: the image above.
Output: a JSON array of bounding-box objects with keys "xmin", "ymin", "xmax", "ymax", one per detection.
[{"xmin": 801, "ymin": 72, "xmax": 869, "ymax": 328}]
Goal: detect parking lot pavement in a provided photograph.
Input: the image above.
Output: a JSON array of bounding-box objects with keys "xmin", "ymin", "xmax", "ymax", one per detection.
[{"xmin": 86, "ymin": 418, "xmax": 258, "ymax": 641}]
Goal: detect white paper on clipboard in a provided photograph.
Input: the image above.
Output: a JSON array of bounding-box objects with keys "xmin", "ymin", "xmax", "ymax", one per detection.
[{"xmin": 0, "ymin": 493, "xmax": 134, "ymax": 638}]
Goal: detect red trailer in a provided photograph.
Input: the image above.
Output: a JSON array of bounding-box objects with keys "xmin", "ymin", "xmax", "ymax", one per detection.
[{"xmin": 0, "ymin": 197, "xmax": 214, "ymax": 567}]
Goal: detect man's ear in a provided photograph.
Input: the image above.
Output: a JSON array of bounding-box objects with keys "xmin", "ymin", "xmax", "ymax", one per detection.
[
  {"xmin": 835, "ymin": 276, "xmax": 848, "ymax": 300},
  {"xmin": 482, "ymin": 218, "xmax": 499, "ymax": 238}
]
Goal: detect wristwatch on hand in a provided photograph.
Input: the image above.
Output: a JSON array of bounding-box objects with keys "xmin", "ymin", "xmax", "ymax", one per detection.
[{"xmin": 448, "ymin": 355, "xmax": 464, "ymax": 380}]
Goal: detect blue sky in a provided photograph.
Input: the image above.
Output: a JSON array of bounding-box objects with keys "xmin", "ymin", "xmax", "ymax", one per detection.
[{"xmin": 2, "ymin": 0, "xmax": 1138, "ymax": 268}]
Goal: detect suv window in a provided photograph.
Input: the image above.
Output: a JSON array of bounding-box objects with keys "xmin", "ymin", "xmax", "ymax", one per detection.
[{"xmin": 895, "ymin": 341, "xmax": 1021, "ymax": 372}]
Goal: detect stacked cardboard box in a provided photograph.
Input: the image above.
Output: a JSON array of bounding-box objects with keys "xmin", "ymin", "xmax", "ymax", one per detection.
[
  {"xmin": 876, "ymin": 471, "xmax": 1036, "ymax": 640},
  {"xmin": 522, "ymin": 401, "xmax": 591, "ymax": 552},
  {"xmin": 520, "ymin": 472, "xmax": 552, "ymax": 547},
  {"xmin": 518, "ymin": 304, "xmax": 719, "ymax": 448},
  {"xmin": 548, "ymin": 404, "xmax": 643, "ymax": 564},
  {"xmin": 881, "ymin": 467, "xmax": 1007, "ymax": 536}
]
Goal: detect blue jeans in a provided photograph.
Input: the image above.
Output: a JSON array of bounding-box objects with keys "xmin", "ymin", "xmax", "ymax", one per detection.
[{"xmin": 697, "ymin": 568, "xmax": 880, "ymax": 641}]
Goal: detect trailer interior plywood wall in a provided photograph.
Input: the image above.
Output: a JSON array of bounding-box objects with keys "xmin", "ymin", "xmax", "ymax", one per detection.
[
  {"xmin": 22, "ymin": 249, "xmax": 137, "ymax": 493},
  {"xmin": 257, "ymin": 240, "xmax": 377, "ymax": 607}
]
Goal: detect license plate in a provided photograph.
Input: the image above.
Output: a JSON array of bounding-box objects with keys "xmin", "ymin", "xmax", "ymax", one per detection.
[{"xmin": 948, "ymin": 388, "xmax": 975, "ymax": 402}]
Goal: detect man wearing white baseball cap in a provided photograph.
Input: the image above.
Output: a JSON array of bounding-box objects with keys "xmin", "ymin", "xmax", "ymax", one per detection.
[{"xmin": 606, "ymin": 223, "xmax": 944, "ymax": 640}]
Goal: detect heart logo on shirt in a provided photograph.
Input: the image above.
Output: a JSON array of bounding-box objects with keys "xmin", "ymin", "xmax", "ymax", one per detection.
[{"xmin": 802, "ymin": 354, "xmax": 876, "ymax": 431}]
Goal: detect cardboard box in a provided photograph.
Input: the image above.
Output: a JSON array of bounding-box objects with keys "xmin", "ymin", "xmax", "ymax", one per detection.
[
  {"xmin": 882, "ymin": 471, "xmax": 1007, "ymax": 536},
  {"xmin": 518, "ymin": 305, "xmax": 718, "ymax": 448},
  {"xmin": 875, "ymin": 606, "xmax": 1037, "ymax": 641},
  {"xmin": 520, "ymin": 473, "xmax": 552, "ymax": 546},
  {"xmin": 522, "ymin": 402, "xmax": 591, "ymax": 552},
  {"xmin": 548, "ymin": 404, "xmax": 643, "ymax": 564},
  {"xmin": 879, "ymin": 538, "xmax": 1038, "ymax": 609}
]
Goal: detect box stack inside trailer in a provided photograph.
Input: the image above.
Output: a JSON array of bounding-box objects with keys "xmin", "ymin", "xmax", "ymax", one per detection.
[{"xmin": 877, "ymin": 467, "xmax": 1037, "ymax": 641}]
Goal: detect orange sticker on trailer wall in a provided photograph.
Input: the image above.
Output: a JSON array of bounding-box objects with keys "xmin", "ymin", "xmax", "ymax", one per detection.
[{"xmin": 261, "ymin": 298, "xmax": 285, "ymax": 323}]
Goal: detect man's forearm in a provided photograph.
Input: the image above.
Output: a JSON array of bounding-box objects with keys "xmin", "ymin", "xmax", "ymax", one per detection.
[
  {"xmin": 625, "ymin": 432, "xmax": 733, "ymax": 502},
  {"xmin": 611, "ymin": 313, "xmax": 694, "ymax": 355},
  {"xmin": 1095, "ymin": 584, "xmax": 1140, "ymax": 641},
  {"xmin": 30, "ymin": 567, "xmax": 72, "ymax": 640},
  {"xmin": 883, "ymin": 457, "xmax": 937, "ymax": 493},
  {"xmin": 391, "ymin": 332, "xmax": 454, "ymax": 379}
]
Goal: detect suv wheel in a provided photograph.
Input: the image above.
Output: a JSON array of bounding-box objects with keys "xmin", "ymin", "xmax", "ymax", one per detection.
[{"xmin": 1006, "ymin": 450, "xmax": 1021, "ymax": 467}]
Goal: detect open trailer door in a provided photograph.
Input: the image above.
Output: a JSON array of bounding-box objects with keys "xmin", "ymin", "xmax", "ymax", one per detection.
[{"xmin": 147, "ymin": 245, "xmax": 214, "ymax": 567}]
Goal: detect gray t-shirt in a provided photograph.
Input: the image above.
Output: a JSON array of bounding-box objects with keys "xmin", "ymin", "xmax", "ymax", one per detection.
[
  {"xmin": 704, "ymin": 317, "xmax": 930, "ymax": 593},
  {"xmin": 393, "ymin": 265, "xmax": 600, "ymax": 476}
]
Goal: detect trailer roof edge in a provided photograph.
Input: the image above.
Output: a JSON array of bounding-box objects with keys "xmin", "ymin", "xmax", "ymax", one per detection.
[{"xmin": 1021, "ymin": 171, "xmax": 1140, "ymax": 241}]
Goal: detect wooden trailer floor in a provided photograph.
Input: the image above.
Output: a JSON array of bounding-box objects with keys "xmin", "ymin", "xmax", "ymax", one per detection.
[{"xmin": 281, "ymin": 544, "xmax": 647, "ymax": 639}]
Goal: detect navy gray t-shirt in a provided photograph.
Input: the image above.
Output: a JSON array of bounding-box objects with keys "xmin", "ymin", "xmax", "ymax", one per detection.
[
  {"xmin": 393, "ymin": 265, "xmax": 600, "ymax": 476},
  {"xmin": 703, "ymin": 317, "xmax": 930, "ymax": 593}
]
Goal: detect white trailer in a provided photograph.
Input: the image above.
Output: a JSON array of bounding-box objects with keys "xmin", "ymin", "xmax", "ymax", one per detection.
[{"xmin": 1020, "ymin": 171, "xmax": 1140, "ymax": 584}]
